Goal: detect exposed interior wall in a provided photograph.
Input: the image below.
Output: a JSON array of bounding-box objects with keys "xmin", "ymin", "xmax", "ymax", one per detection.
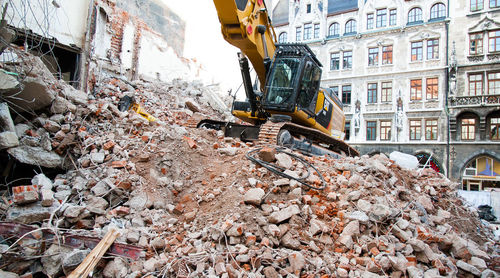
[{"xmin": 5, "ymin": 0, "xmax": 90, "ymax": 48}]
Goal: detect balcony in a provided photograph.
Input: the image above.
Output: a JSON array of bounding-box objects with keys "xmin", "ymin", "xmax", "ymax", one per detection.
[{"xmin": 449, "ymin": 94, "xmax": 500, "ymax": 107}]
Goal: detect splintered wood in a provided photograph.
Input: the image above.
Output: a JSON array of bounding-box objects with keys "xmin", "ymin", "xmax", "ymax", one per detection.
[{"xmin": 68, "ymin": 228, "xmax": 120, "ymax": 278}]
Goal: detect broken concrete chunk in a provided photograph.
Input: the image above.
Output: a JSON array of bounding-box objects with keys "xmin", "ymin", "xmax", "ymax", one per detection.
[
  {"xmin": 275, "ymin": 153, "xmax": 293, "ymax": 169},
  {"xmin": 12, "ymin": 185, "xmax": 39, "ymax": 205},
  {"xmin": 0, "ymin": 131, "xmax": 19, "ymax": 149},
  {"xmin": 347, "ymin": 210, "xmax": 369, "ymax": 223},
  {"xmin": 269, "ymin": 205, "xmax": 300, "ymax": 224},
  {"xmin": 244, "ymin": 188, "xmax": 265, "ymax": 206},
  {"xmin": 457, "ymin": 260, "xmax": 482, "ymax": 276},
  {"xmin": 7, "ymin": 145, "xmax": 62, "ymax": 168}
]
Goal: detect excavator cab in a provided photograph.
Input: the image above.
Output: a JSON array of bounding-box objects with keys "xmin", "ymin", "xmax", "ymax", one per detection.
[{"xmin": 262, "ymin": 44, "xmax": 322, "ymax": 115}]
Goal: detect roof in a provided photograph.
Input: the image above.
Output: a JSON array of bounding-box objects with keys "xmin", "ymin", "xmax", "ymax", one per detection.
[
  {"xmin": 328, "ymin": 0, "xmax": 358, "ymax": 15},
  {"xmin": 272, "ymin": 0, "xmax": 289, "ymax": 26}
]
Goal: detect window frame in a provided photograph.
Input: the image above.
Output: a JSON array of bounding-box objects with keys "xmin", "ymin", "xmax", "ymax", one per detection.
[
  {"xmin": 307, "ymin": 4, "xmax": 312, "ymax": 13},
  {"xmin": 328, "ymin": 22, "xmax": 340, "ymax": 37},
  {"xmin": 408, "ymin": 7, "xmax": 423, "ymax": 24},
  {"xmin": 368, "ymin": 47, "xmax": 379, "ymax": 66},
  {"xmin": 461, "ymin": 118, "xmax": 476, "ymax": 140},
  {"xmin": 430, "ymin": 3, "xmax": 446, "ymax": 20},
  {"xmin": 426, "ymin": 77, "xmax": 439, "ymax": 100},
  {"xmin": 411, "ymin": 41, "xmax": 423, "ymax": 61},
  {"xmin": 367, "ymin": 13, "xmax": 374, "ymax": 30},
  {"xmin": 381, "ymin": 81, "xmax": 392, "ymax": 102},
  {"xmin": 382, "ymin": 45, "xmax": 393, "ymax": 64},
  {"xmin": 471, "ymin": 0, "xmax": 484, "ymax": 11},
  {"xmin": 330, "ymin": 52, "xmax": 340, "ymax": 70},
  {"xmin": 427, "ymin": 39, "xmax": 439, "ymax": 60},
  {"xmin": 488, "ymin": 30, "xmax": 500, "ymax": 52},
  {"xmin": 367, "ymin": 83, "xmax": 378, "ymax": 103},
  {"xmin": 409, "ymin": 119, "xmax": 422, "ymax": 140},
  {"xmin": 345, "ymin": 19, "xmax": 357, "ymax": 34},
  {"xmin": 469, "ymin": 32, "xmax": 484, "ymax": 55},
  {"xmin": 491, "ymin": 117, "xmax": 500, "ymax": 140},
  {"xmin": 376, "ymin": 9, "xmax": 387, "ymax": 28},
  {"xmin": 411, "ymin": 79, "xmax": 423, "ymax": 101},
  {"xmin": 469, "ymin": 73, "xmax": 484, "ymax": 96},
  {"xmin": 343, "ymin": 50, "xmax": 353, "ymax": 69},
  {"xmin": 491, "ymin": 0, "xmax": 500, "ymax": 8},
  {"xmin": 487, "ymin": 72, "xmax": 500, "ymax": 95},
  {"xmin": 304, "ymin": 23, "xmax": 312, "ymax": 40},
  {"xmin": 389, "ymin": 9, "xmax": 397, "ymax": 26},
  {"xmin": 366, "ymin": 121, "xmax": 377, "ymax": 141},
  {"xmin": 425, "ymin": 119, "xmax": 438, "ymax": 140},
  {"xmin": 296, "ymin": 27, "xmax": 302, "ymax": 41},
  {"xmin": 313, "ymin": 23, "xmax": 320, "ymax": 39},
  {"xmin": 380, "ymin": 120, "xmax": 391, "ymax": 141},
  {"xmin": 345, "ymin": 121, "xmax": 351, "ymax": 141},
  {"xmin": 342, "ymin": 85, "xmax": 352, "ymax": 104},
  {"xmin": 278, "ymin": 32, "xmax": 288, "ymax": 43}
]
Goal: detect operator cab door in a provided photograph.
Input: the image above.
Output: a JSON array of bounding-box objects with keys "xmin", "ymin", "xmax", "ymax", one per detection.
[{"xmin": 297, "ymin": 60, "xmax": 321, "ymax": 117}]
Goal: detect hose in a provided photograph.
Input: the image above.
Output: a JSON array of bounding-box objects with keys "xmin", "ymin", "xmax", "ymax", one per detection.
[{"xmin": 245, "ymin": 147, "xmax": 326, "ymax": 191}]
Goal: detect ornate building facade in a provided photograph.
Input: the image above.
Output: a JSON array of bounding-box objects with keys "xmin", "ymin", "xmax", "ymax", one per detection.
[
  {"xmin": 267, "ymin": 0, "xmax": 500, "ymax": 188},
  {"xmin": 448, "ymin": 0, "xmax": 500, "ymax": 190}
]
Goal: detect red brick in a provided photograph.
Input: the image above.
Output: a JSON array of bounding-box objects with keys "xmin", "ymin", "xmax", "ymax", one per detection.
[
  {"xmin": 183, "ymin": 136, "xmax": 197, "ymax": 149},
  {"xmin": 12, "ymin": 185, "xmax": 39, "ymax": 204},
  {"xmin": 103, "ymin": 141, "xmax": 116, "ymax": 150},
  {"xmin": 111, "ymin": 160, "xmax": 127, "ymax": 168}
]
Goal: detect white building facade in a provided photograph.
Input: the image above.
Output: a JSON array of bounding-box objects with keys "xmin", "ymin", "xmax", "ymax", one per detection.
[{"xmin": 270, "ymin": 0, "xmax": 450, "ymax": 175}]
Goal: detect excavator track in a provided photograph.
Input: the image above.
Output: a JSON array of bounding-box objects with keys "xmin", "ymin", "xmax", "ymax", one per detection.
[
  {"xmin": 257, "ymin": 121, "xmax": 359, "ymax": 157},
  {"xmin": 184, "ymin": 118, "xmax": 200, "ymax": 128}
]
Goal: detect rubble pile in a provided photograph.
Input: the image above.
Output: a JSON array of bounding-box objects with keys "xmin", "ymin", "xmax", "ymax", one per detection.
[{"xmin": 0, "ymin": 46, "xmax": 498, "ymax": 277}]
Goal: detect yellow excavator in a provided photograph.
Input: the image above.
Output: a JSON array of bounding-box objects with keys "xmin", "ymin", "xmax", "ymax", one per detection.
[{"xmin": 195, "ymin": 0, "xmax": 358, "ymax": 157}]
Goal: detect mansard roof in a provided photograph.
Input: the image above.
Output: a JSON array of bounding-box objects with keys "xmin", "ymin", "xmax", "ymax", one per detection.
[{"xmin": 328, "ymin": 0, "xmax": 358, "ymax": 15}]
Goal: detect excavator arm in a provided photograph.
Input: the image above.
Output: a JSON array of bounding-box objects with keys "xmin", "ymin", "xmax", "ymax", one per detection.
[{"xmin": 213, "ymin": 0, "xmax": 276, "ymax": 89}]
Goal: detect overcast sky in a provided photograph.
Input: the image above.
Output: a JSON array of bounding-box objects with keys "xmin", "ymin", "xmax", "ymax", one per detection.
[{"xmin": 162, "ymin": 1, "xmax": 244, "ymax": 96}]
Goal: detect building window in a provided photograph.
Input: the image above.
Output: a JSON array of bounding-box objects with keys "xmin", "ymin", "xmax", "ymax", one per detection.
[
  {"xmin": 382, "ymin": 45, "xmax": 393, "ymax": 64},
  {"xmin": 345, "ymin": 121, "xmax": 350, "ymax": 140},
  {"xmin": 470, "ymin": 33, "xmax": 484, "ymax": 55},
  {"xmin": 314, "ymin": 24, "xmax": 320, "ymax": 39},
  {"xmin": 425, "ymin": 119, "xmax": 438, "ymax": 140},
  {"xmin": 330, "ymin": 52, "xmax": 340, "ymax": 70},
  {"xmin": 345, "ymin": 19, "xmax": 357, "ymax": 34},
  {"xmin": 328, "ymin": 22, "xmax": 339, "ymax": 37},
  {"xmin": 488, "ymin": 72, "xmax": 500, "ymax": 94},
  {"xmin": 376, "ymin": 9, "xmax": 387, "ymax": 28},
  {"xmin": 304, "ymin": 23, "xmax": 312, "ymax": 40},
  {"xmin": 330, "ymin": 86, "xmax": 339, "ymax": 98},
  {"xmin": 381, "ymin": 81, "xmax": 392, "ymax": 102},
  {"xmin": 489, "ymin": 30, "xmax": 500, "ymax": 52},
  {"xmin": 366, "ymin": 121, "xmax": 377, "ymax": 140},
  {"xmin": 307, "ymin": 4, "xmax": 311, "ymax": 13},
  {"xmin": 469, "ymin": 73, "xmax": 483, "ymax": 96},
  {"xmin": 367, "ymin": 83, "xmax": 377, "ymax": 103},
  {"xmin": 296, "ymin": 27, "xmax": 302, "ymax": 41},
  {"xmin": 367, "ymin": 13, "xmax": 374, "ymax": 30},
  {"xmin": 410, "ymin": 120, "xmax": 422, "ymax": 140},
  {"xmin": 411, "ymin": 79, "xmax": 422, "ymax": 100},
  {"xmin": 427, "ymin": 39, "xmax": 439, "ymax": 59},
  {"xmin": 380, "ymin": 121, "xmax": 391, "ymax": 140},
  {"xmin": 426, "ymin": 77, "xmax": 439, "ymax": 100},
  {"xmin": 389, "ymin": 9, "xmax": 397, "ymax": 26},
  {"xmin": 491, "ymin": 117, "xmax": 500, "ymax": 140},
  {"xmin": 408, "ymin": 7, "xmax": 422, "ymax": 24},
  {"xmin": 491, "ymin": 0, "xmax": 500, "ymax": 8},
  {"xmin": 471, "ymin": 0, "xmax": 484, "ymax": 11},
  {"xmin": 343, "ymin": 51, "xmax": 353, "ymax": 69},
  {"xmin": 278, "ymin": 32, "xmax": 287, "ymax": 43},
  {"xmin": 411, "ymin": 41, "xmax": 423, "ymax": 61},
  {"xmin": 368, "ymin": 47, "xmax": 379, "ymax": 66},
  {"xmin": 430, "ymin": 3, "xmax": 446, "ymax": 19},
  {"xmin": 342, "ymin": 85, "xmax": 351, "ymax": 104},
  {"xmin": 461, "ymin": 118, "xmax": 476, "ymax": 140}
]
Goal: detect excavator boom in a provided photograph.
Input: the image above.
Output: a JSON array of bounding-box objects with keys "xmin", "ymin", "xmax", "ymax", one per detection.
[{"xmin": 213, "ymin": 0, "xmax": 276, "ymax": 89}]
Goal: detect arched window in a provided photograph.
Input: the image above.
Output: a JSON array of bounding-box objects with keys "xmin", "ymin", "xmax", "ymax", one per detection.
[
  {"xmin": 345, "ymin": 20, "xmax": 357, "ymax": 34},
  {"xmin": 430, "ymin": 3, "xmax": 446, "ymax": 19},
  {"xmin": 408, "ymin": 7, "xmax": 423, "ymax": 24},
  {"xmin": 462, "ymin": 156, "xmax": 500, "ymax": 191},
  {"xmin": 328, "ymin": 22, "xmax": 340, "ymax": 37},
  {"xmin": 416, "ymin": 153, "xmax": 444, "ymax": 173},
  {"xmin": 278, "ymin": 32, "xmax": 288, "ymax": 43}
]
